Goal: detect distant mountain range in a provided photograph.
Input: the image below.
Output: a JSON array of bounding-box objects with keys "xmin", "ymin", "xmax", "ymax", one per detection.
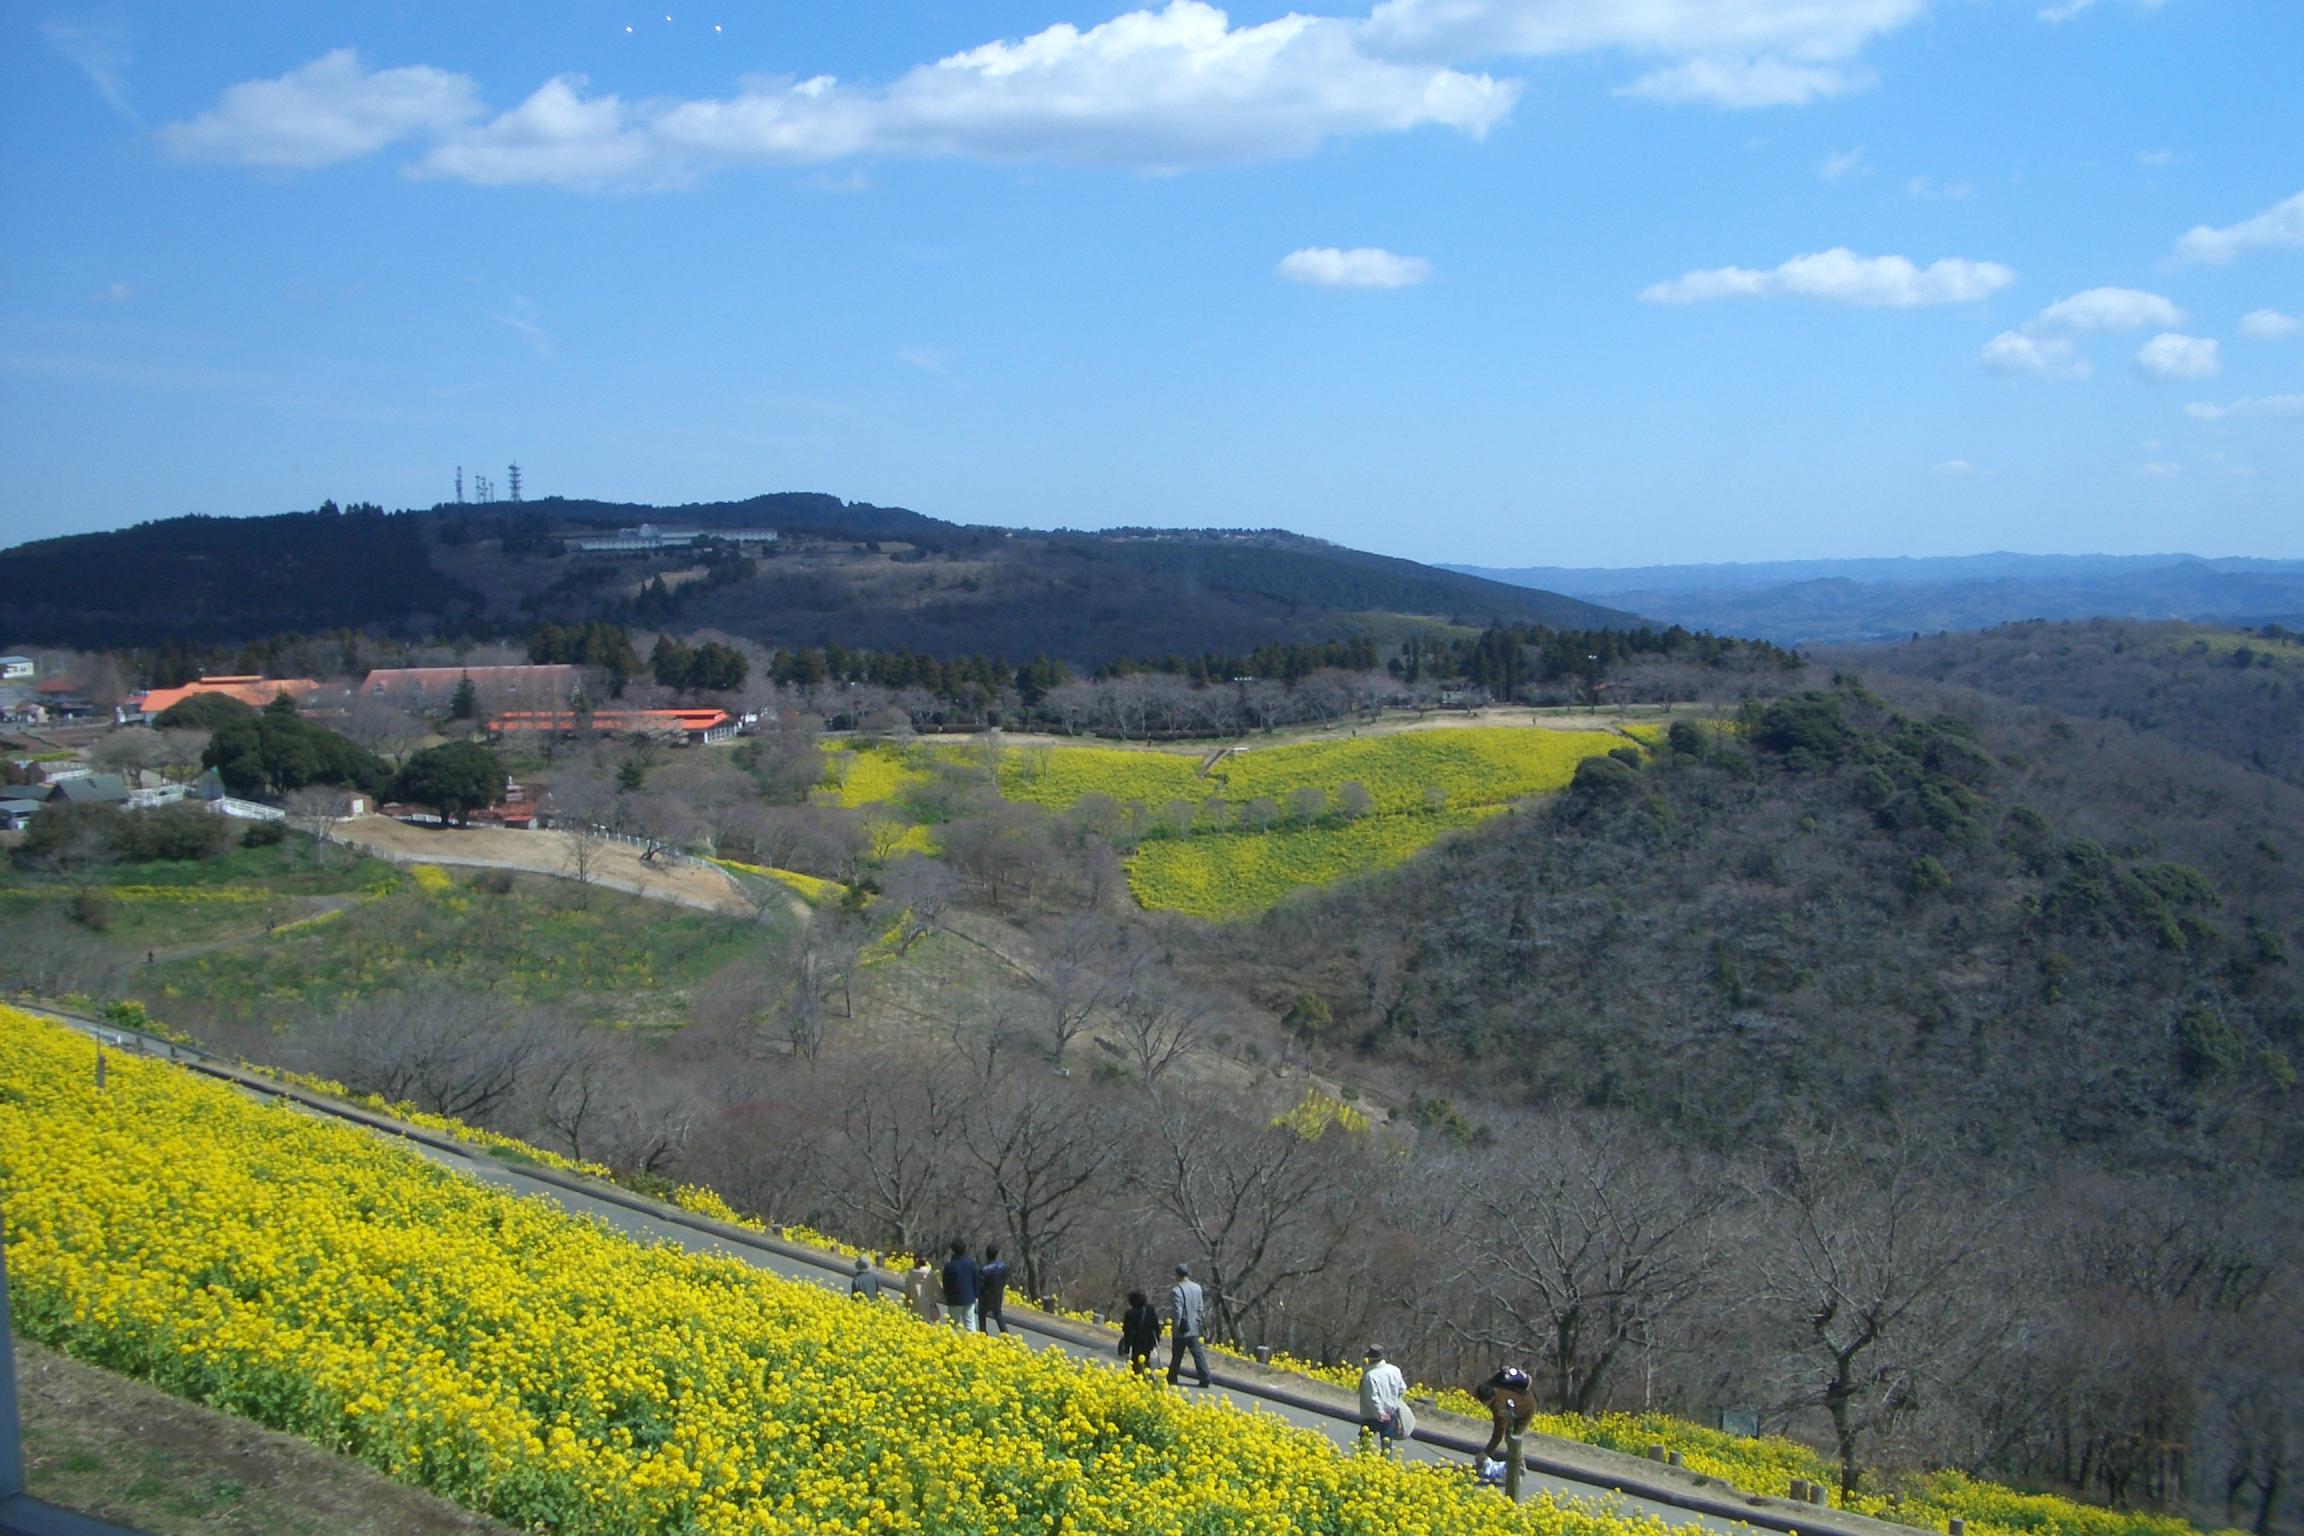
[
  {"xmin": 1446, "ymin": 553, "xmax": 2304, "ymax": 646},
  {"xmin": 0, "ymin": 494, "xmax": 1631, "ymax": 659}
]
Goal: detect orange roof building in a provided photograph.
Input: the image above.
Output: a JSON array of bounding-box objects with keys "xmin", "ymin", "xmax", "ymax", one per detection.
[
  {"xmin": 130, "ymin": 676, "xmax": 324, "ymax": 720},
  {"xmin": 485, "ymin": 708, "xmax": 737, "ymax": 745}
]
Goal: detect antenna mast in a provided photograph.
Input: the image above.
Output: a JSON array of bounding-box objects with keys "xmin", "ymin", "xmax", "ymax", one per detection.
[
  {"xmin": 508, "ymin": 462, "xmax": 522, "ymax": 502},
  {"xmin": 455, "ymin": 466, "xmax": 465, "ymax": 503}
]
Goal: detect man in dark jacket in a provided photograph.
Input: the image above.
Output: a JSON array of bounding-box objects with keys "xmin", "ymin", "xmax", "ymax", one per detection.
[
  {"xmin": 941, "ymin": 1240, "xmax": 980, "ymax": 1332},
  {"xmin": 978, "ymin": 1243, "xmax": 1012, "ymax": 1335}
]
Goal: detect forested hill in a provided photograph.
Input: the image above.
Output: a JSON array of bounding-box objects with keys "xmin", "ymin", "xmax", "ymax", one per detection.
[
  {"xmin": 1, "ymin": 496, "xmax": 1630, "ymax": 661},
  {"xmin": 0, "ymin": 506, "xmax": 483, "ymax": 647},
  {"xmin": 1208, "ymin": 674, "xmax": 2304, "ymax": 1177},
  {"xmin": 1853, "ymin": 619, "xmax": 2304, "ymax": 790}
]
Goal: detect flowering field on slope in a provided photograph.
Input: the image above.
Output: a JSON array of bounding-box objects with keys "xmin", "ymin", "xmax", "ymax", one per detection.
[
  {"xmin": 993, "ymin": 729, "xmax": 1624, "ymax": 818},
  {"xmin": 0, "ymin": 1007, "xmax": 1683, "ymax": 1536},
  {"xmin": 1127, "ymin": 809, "xmax": 1502, "ymax": 919}
]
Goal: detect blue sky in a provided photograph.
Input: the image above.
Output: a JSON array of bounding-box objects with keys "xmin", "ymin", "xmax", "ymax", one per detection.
[{"xmin": 3, "ymin": 0, "xmax": 2299, "ymax": 567}]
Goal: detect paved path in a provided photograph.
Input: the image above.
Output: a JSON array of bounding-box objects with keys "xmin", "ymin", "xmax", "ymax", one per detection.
[{"xmin": 39, "ymin": 1008, "xmax": 1909, "ymax": 1536}]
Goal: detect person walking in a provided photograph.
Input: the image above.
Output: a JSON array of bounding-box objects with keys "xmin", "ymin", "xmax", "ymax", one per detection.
[
  {"xmin": 1473, "ymin": 1365, "xmax": 1537, "ymax": 1492},
  {"xmin": 849, "ymin": 1254, "xmax": 880, "ymax": 1302},
  {"xmin": 905, "ymin": 1254, "xmax": 941, "ymax": 1323},
  {"xmin": 941, "ymin": 1240, "xmax": 980, "ymax": 1332},
  {"xmin": 978, "ymin": 1243, "xmax": 1012, "ymax": 1336},
  {"xmin": 1357, "ymin": 1345, "xmax": 1413, "ymax": 1456},
  {"xmin": 1165, "ymin": 1263, "xmax": 1212, "ymax": 1387},
  {"xmin": 1119, "ymin": 1289, "xmax": 1162, "ymax": 1376}
]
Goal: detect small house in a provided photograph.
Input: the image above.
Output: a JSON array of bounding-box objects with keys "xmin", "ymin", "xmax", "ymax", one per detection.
[
  {"xmin": 0, "ymin": 798, "xmax": 41, "ymax": 831},
  {"xmin": 53, "ymin": 773, "xmax": 129, "ymax": 806},
  {"xmin": 0, "ymin": 656, "xmax": 33, "ymax": 682}
]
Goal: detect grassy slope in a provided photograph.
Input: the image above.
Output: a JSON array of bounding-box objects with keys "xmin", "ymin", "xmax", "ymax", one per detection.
[
  {"xmin": 15, "ymin": 1333, "xmax": 512, "ymax": 1536},
  {"xmin": 145, "ymin": 866, "xmax": 756, "ymax": 1028}
]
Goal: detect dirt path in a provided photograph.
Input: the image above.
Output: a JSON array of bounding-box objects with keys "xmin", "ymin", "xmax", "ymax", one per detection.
[{"xmin": 330, "ymin": 817, "xmax": 753, "ymax": 916}]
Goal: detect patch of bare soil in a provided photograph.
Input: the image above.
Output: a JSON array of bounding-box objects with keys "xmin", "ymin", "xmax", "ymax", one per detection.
[
  {"xmin": 14, "ymin": 1333, "xmax": 513, "ymax": 1535},
  {"xmin": 332, "ymin": 816, "xmax": 750, "ymax": 914}
]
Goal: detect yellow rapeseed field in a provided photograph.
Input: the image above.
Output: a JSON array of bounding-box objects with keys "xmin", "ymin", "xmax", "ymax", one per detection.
[
  {"xmin": 1126, "ymin": 809, "xmax": 1502, "ymax": 919},
  {"xmin": 0, "ymin": 1007, "xmax": 1687, "ymax": 1536}
]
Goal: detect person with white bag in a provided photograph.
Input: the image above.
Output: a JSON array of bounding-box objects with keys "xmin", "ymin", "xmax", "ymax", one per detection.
[{"xmin": 1357, "ymin": 1345, "xmax": 1415, "ymax": 1456}]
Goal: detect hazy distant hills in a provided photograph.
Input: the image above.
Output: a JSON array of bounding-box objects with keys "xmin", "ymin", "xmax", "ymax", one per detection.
[
  {"xmin": 1448, "ymin": 553, "xmax": 2304, "ymax": 646},
  {"xmin": 0, "ymin": 495, "xmax": 1630, "ymax": 659}
]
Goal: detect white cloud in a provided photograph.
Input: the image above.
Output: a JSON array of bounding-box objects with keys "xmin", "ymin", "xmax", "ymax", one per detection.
[
  {"xmin": 1981, "ymin": 287, "xmax": 2185, "ymax": 380},
  {"xmin": 1276, "ymin": 246, "xmax": 1432, "ymax": 289},
  {"xmin": 2238, "ymin": 308, "xmax": 2299, "ymax": 340},
  {"xmin": 1362, "ymin": 0, "xmax": 1922, "ymax": 106},
  {"xmin": 1981, "ymin": 331, "xmax": 2091, "ymax": 380},
  {"xmin": 418, "ymin": 76, "xmax": 667, "ymax": 190},
  {"xmin": 2135, "ymin": 148, "xmax": 2184, "ymax": 168},
  {"xmin": 896, "ymin": 346, "xmax": 949, "ymax": 373},
  {"xmin": 1817, "ymin": 147, "xmax": 1868, "ymax": 181},
  {"xmin": 1618, "ymin": 57, "xmax": 1869, "ymax": 108},
  {"xmin": 492, "ymin": 296, "xmax": 552, "ymax": 360},
  {"xmin": 1906, "ymin": 174, "xmax": 1973, "ymax": 201},
  {"xmin": 1931, "ymin": 459, "xmax": 1977, "ymax": 476},
  {"xmin": 171, "ymin": 8, "xmax": 1517, "ymax": 187},
  {"xmin": 2030, "ymin": 287, "xmax": 2183, "ymax": 334},
  {"xmin": 2135, "ymin": 460, "xmax": 2181, "ymax": 478},
  {"xmin": 160, "ymin": 49, "xmax": 483, "ymax": 168},
  {"xmin": 43, "ymin": 18, "xmax": 138, "ymax": 123},
  {"xmin": 2183, "ymin": 394, "xmax": 2304, "ymax": 422},
  {"xmin": 2134, "ymin": 332, "xmax": 2219, "ymax": 381},
  {"xmin": 90, "ymin": 281, "xmax": 134, "ymax": 303},
  {"xmin": 2041, "ymin": 0, "xmax": 2168, "ymax": 21},
  {"xmin": 2175, "ymin": 188, "xmax": 2304, "ymax": 264},
  {"xmin": 1640, "ymin": 248, "xmax": 2015, "ymax": 306}
]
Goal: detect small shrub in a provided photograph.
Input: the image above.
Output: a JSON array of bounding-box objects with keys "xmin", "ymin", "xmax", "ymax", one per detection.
[{"xmin": 68, "ymin": 887, "xmax": 113, "ymax": 932}]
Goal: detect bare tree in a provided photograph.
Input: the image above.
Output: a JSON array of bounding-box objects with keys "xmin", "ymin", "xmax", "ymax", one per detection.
[
  {"xmin": 1110, "ymin": 979, "xmax": 1216, "ymax": 1084},
  {"xmin": 1138, "ymin": 1095, "xmax": 1362, "ymax": 1346},
  {"xmin": 294, "ymin": 988, "xmax": 546, "ymax": 1124},
  {"xmin": 880, "ymin": 854, "xmax": 957, "ymax": 954},
  {"xmin": 339, "ymin": 694, "xmax": 432, "ymax": 766},
  {"xmin": 88, "ymin": 729, "xmax": 166, "ymax": 785},
  {"xmin": 1751, "ymin": 1124, "xmax": 2003, "ymax": 1499},
  {"xmin": 1439, "ymin": 1113, "xmax": 1721, "ymax": 1415},
  {"xmin": 1027, "ymin": 914, "xmax": 1137, "ymax": 1060},
  {"xmin": 812, "ymin": 1053, "xmax": 969, "ymax": 1254},
  {"xmin": 958, "ymin": 1068, "xmax": 1119, "ymax": 1297},
  {"xmin": 284, "ymin": 785, "xmax": 353, "ymax": 854},
  {"xmin": 148, "ymin": 726, "xmax": 212, "ymax": 786}
]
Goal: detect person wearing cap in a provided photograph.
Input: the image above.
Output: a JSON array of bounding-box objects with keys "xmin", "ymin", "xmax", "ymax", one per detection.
[
  {"xmin": 848, "ymin": 1254, "xmax": 880, "ymax": 1302},
  {"xmin": 1165, "ymin": 1263, "xmax": 1211, "ymax": 1387},
  {"xmin": 1473, "ymin": 1365, "xmax": 1537, "ymax": 1482},
  {"xmin": 1357, "ymin": 1345, "xmax": 1413, "ymax": 1456}
]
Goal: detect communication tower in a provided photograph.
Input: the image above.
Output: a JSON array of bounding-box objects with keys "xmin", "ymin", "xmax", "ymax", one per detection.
[
  {"xmin": 455, "ymin": 466, "xmax": 465, "ymax": 503},
  {"xmin": 508, "ymin": 463, "xmax": 522, "ymax": 502}
]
